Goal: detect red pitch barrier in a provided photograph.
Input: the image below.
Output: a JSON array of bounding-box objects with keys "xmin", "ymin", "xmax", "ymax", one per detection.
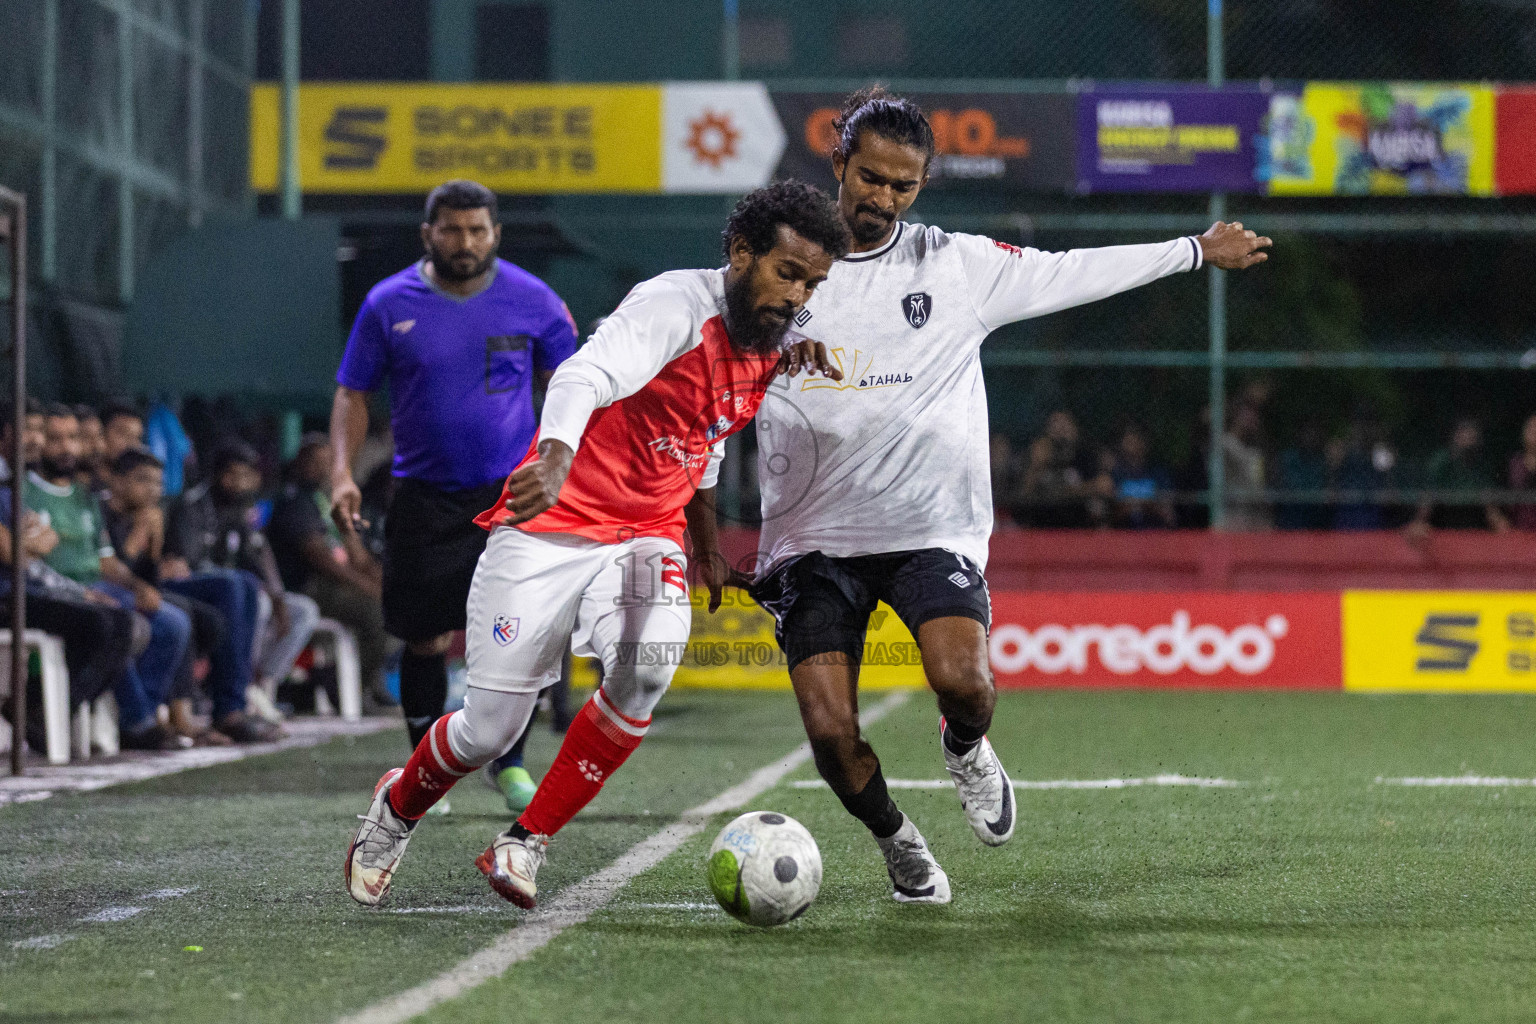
[
  {"xmin": 716, "ymin": 528, "xmax": 1536, "ymax": 593},
  {"xmin": 709, "ymin": 529, "xmax": 1536, "ymax": 691}
]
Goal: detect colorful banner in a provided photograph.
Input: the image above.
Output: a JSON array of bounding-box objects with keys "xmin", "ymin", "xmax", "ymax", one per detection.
[
  {"xmin": 771, "ymin": 92, "xmax": 1078, "ymax": 190},
  {"xmin": 1266, "ymin": 82, "xmax": 1495, "ymax": 196},
  {"xmin": 565, "ymin": 588, "xmax": 1536, "ymax": 692},
  {"xmin": 251, "ymin": 83, "xmax": 663, "ymax": 194},
  {"xmin": 988, "ymin": 592, "xmax": 1342, "ymax": 689},
  {"xmin": 1495, "ymin": 88, "xmax": 1536, "ymax": 195},
  {"xmin": 1077, "ymin": 88, "xmax": 1278, "ymax": 194},
  {"xmin": 250, "ymin": 81, "xmax": 1534, "ymax": 197},
  {"xmin": 1343, "ymin": 591, "xmax": 1536, "ymax": 692},
  {"xmin": 661, "ymin": 82, "xmax": 786, "ymax": 194},
  {"xmin": 574, "ymin": 590, "xmax": 925, "ymax": 691}
]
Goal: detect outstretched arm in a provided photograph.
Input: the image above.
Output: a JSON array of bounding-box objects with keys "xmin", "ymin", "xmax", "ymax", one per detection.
[{"xmin": 959, "ymin": 221, "xmax": 1272, "ymax": 331}]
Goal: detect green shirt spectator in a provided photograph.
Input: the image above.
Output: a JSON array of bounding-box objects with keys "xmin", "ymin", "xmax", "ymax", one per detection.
[
  {"xmin": 24, "ymin": 470, "xmax": 114, "ymax": 584},
  {"xmin": 1410, "ymin": 418, "xmax": 1511, "ymax": 533}
]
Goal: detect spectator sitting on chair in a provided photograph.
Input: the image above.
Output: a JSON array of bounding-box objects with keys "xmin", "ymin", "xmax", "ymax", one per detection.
[
  {"xmin": 1015, "ymin": 410, "xmax": 1112, "ymax": 528},
  {"xmin": 167, "ymin": 441, "xmax": 320, "ymax": 723},
  {"xmin": 268, "ymin": 434, "xmax": 387, "ymax": 703},
  {"xmin": 1222, "ymin": 404, "xmax": 1272, "ymax": 531},
  {"xmin": 101, "ymin": 401, "xmax": 145, "ymax": 465},
  {"xmin": 0, "ymin": 406, "xmax": 142, "ymax": 755},
  {"xmin": 1408, "ymin": 417, "xmax": 1510, "ymax": 537},
  {"xmin": 103, "ymin": 447, "xmax": 278, "ymax": 744},
  {"xmin": 76, "ymin": 405, "xmax": 108, "ymax": 492},
  {"xmin": 26, "ymin": 405, "xmax": 191, "ymax": 750},
  {"xmin": 1110, "ymin": 423, "xmax": 1176, "ymax": 529},
  {"xmin": 0, "ymin": 397, "xmax": 44, "ymax": 484},
  {"xmin": 1508, "ymin": 413, "xmax": 1536, "ymax": 532},
  {"xmin": 1276, "ymin": 424, "xmax": 1331, "ymax": 531}
]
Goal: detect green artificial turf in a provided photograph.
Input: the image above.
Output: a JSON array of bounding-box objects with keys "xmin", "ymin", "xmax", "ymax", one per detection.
[{"xmin": 8, "ymin": 690, "xmax": 1536, "ymax": 1023}]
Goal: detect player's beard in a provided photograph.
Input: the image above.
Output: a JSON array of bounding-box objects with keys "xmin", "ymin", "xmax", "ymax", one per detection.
[
  {"xmin": 723, "ymin": 266, "xmax": 794, "ymax": 356},
  {"xmin": 849, "ymin": 202, "xmax": 895, "ymax": 246},
  {"xmin": 427, "ymin": 243, "xmax": 495, "ymax": 284},
  {"xmin": 39, "ymin": 454, "xmax": 76, "ymax": 482}
]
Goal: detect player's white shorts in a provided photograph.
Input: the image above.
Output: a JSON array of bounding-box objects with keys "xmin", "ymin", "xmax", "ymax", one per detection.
[{"xmin": 465, "ymin": 526, "xmax": 694, "ymax": 695}]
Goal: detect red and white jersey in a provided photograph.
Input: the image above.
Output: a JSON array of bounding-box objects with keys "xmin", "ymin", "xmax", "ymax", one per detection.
[{"xmin": 476, "ymin": 269, "xmax": 782, "ymax": 547}]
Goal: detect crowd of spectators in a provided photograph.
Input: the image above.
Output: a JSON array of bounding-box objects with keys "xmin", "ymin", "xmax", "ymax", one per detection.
[
  {"xmin": 0, "ymin": 399, "xmax": 391, "ymax": 760},
  {"xmin": 993, "ymin": 403, "xmax": 1536, "ymax": 534}
]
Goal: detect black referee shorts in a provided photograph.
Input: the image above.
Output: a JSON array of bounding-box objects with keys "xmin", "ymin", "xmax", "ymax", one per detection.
[
  {"xmin": 381, "ymin": 477, "xmax": 505, "ymax": 642},
  {"xmin": 750, "ymin": 548, "xmax": 991, "ymax": 673}
]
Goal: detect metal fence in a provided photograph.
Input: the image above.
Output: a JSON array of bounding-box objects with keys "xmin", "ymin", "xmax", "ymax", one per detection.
[
  {"xmin": 0, "ymin": 0, "xmax": 255, "ymax": 307},
  {"xmin": 4, "ymin": 0, "xmax": 1536, "ymax": 528}
]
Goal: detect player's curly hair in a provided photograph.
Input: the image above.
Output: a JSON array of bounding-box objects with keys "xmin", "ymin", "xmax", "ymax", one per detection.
[
  {"xmin": 832, "ymin": 85, "xmax": 935, "ymax": 165},
  {"xmin": 721, "ymin": 180, "xmax": 851, "ymax": 262}
]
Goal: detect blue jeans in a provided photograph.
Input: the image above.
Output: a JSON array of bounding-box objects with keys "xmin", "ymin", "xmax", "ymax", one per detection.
[
  {"xmin": 93, "ymin": 582, "xmax": 193, "ymax": 733},
  {"xmin": 162, "ymin": 569, "xmax": 262, "ymax": 719}
]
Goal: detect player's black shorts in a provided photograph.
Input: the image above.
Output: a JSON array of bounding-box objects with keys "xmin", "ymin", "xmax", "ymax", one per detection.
[
  {"xmin": 750, "ymin": 548, "xmax": 991, "ymax": 672},
  {"xmin": 381, "ymin": 478, "xmax": 504, "ymax": 642}
]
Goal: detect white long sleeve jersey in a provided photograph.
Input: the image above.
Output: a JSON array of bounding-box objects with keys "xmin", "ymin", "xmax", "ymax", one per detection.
[{"xmin": 754, "ymin": 222, "xmax": 1203, "ymax": 575}]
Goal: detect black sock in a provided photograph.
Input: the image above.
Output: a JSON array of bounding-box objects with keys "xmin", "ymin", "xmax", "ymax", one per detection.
[
  {"xmin": 835, "ymin": 766, "xmax": 905, "ymax": 840},
  {"xmin": 399, "ymin": 651, "xmax": 449, "ymax": 749},
  {"xmin": 942, "ymin": 717, "xmax": 987, "ymax": 758},
  {"xmin": 507, "ymin": 821, "xmax": 533, "ymax": 841}
]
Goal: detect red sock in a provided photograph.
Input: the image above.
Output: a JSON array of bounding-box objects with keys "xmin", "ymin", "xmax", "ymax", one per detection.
[
  {"xmin": 388, "ymin": 714, "xmax": 475, "ymax": 820},
  {"xmin": 518, "ymin": 689, "xmax": 648, "ymax": 837}
]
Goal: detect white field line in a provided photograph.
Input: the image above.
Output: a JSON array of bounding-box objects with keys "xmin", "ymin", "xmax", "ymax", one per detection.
[
  {"xmin": 77, "ymin": 906, "xmax": 146, "ymax": 923},
  {"xmin": 1377, "ymin": 775, "xmax": 1536, "ymax": 787},
  {"xmin": 790, "ymin": 773, "xmax": 1244, "ymax": 791},
  {"xmin": 9, "ymin": 886, "xmax": 196, "ymax": 951},
  {"xmin": 0, "ymin": 717, "xmax": 395, "ymax": 807},
  {"xmin": 337, "ymin": 690, "xmax": 913, "ymax": 1024},
  {"xmin": 10, "ymin": 934, "xmax": 76, "ymax": 950}
]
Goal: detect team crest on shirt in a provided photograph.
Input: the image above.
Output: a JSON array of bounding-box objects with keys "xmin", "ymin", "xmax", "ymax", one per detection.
[
  {"xmin": 492, "ymin": 615, "xmax": 519, "ymax": 646},
  {"xmin": 705, "ymin": 415, "xmax": 733, "ymax": 441},
  {"xmin": 902, "ymin": 293, "xmax": 932, "ymax": 329}
]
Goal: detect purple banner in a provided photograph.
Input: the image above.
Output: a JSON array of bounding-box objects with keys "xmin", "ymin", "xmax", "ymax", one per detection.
[{"xmin": 1077, "ymin": 89, "xmax": 1279, "ymax": 194}]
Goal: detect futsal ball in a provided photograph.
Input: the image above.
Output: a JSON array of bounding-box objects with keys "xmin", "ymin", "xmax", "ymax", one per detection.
[{"xmin": 707, "ymin": 811, "xmax": 822, "ymax": 927}]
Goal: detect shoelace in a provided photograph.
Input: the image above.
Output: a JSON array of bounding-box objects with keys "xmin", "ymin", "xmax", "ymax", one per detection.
[
  {"xmin": 885, "ymin": 835, "xmax": 932, "ymax": 884},
  {"xmin": 951, "ymin": 749, "xmax": 1001, "ymax": 810},
  {"xmin": 353, "ymin": 812, "xmax": 410, "ymax": 863}
]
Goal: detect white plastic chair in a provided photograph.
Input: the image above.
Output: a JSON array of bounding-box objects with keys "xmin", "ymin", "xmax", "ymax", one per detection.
[
  {"xmin": 0, "ymin": 628, "xmax": 72, "ymax": 765},
  {"xmin": 73, "ymin": 691, "xmax": 119, "ymax": 758},
  {"xmin": 310, "ymin": 618, "xmax": 362, "ymax": 722}
]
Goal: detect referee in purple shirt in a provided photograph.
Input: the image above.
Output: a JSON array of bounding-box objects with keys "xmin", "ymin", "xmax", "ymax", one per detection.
[{"xmin": 329, "ymin": 180, "xmax": 577, "ymax": 764}]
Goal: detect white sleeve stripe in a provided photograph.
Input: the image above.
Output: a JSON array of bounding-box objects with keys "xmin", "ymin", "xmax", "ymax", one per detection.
[{"xmin": 1187, "ymin": 236, "xmax": 1203, "ymax": 271}]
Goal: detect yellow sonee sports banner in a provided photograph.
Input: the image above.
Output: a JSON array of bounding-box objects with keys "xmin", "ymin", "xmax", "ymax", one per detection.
[
  {"xmin": 571, "ymin": 590, "xmax": 926, "ymax": 692},
  {"xmin": 1344, "ymin": 591, "xmax": 1536, "ymax": 692},
  {"xmin": 251, "ymin": 83, "xmax": 661, "ymax": 194}
]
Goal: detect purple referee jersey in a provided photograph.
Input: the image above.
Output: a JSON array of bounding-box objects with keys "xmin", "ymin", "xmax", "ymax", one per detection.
[{"xmin": 338, "ymin": 258, "xmax": 578, "ymax": 490}]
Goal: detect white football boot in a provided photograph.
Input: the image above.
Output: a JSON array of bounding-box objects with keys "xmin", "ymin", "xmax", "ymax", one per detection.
[
  {"xmin": 476, "ymin": 830, "xmax": 550, "ymax": 909},
  {"xmin": 876, "ymin": 814, "xmax": 951, "ymax": 904},
  {"xmin": 941, "ymin": 720, "xmax": 1015, "ymax": 846},
  {"xmin": 345, "ymin": 768, "xmax": 417, "ymax": 906}
]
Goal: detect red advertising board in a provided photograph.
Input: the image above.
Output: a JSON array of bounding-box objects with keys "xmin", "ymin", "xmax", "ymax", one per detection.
[
  {"xmin": 1495, "ymin": 89, "xmax": 1536, "ymax": 195},
  {"xmin": 988, "ymin": 592, "xmax": 1342, "ymax": 689}
]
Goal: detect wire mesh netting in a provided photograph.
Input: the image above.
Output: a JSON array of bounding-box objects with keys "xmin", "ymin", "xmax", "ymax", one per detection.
[
  {"xmin": 0, "ymin": 0, "xmax": 253, "ymax": 307},
  {"xmin": 737, "ymin": 0, "xmax": 1536, "ymax": 81}
]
